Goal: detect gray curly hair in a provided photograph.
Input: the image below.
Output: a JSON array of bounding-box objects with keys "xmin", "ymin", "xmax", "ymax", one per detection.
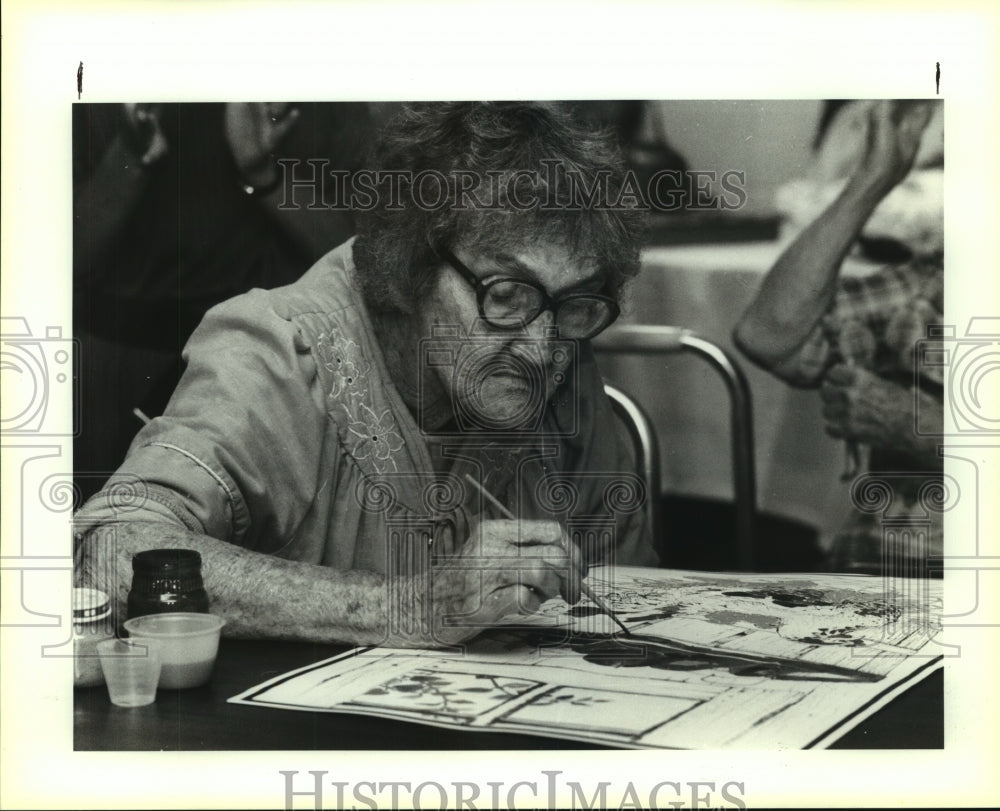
[{"xmin": 352, "ymin": 102, "xmax": 645, "ymax": 314}]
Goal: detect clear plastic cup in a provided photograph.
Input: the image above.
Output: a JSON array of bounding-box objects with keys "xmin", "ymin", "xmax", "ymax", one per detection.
[{"xmin": 97, "ymin": 638, "xmax": 162, "ymax": 707}]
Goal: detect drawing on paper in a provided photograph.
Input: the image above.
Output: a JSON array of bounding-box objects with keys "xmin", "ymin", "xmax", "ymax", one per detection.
[
  {"xmin": 230, "ymin": 567, "xmax": 943, "ymax": 749},
  {"xmin": 351, "ymin": 670, "xmax": 539, "ymax": 722},
  {"xmin": 528, "ymin": 570, "xmax": 935, "ymax": 650}
]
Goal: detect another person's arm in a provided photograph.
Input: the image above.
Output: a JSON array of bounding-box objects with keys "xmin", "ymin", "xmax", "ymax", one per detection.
[
  {"xmin": 73, "ymin": 104, "xmax": 169, "ymax": 277},
  {"xmin": 733, "ymin": 100, "xmax": 934, "ymax": 386},
  {"xmin": 224, "ymin": 102, "xmax": 361, "ymax": 262}
]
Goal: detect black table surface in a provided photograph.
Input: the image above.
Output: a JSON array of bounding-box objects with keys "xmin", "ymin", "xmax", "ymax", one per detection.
[{"xmin": 75, "ymin": 638, "xmax": 943, "ymax": 751}]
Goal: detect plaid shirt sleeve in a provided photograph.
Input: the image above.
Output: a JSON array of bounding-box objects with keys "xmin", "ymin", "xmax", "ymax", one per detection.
[{"xmin": 790, "ymin": 256, "xmax": 943, "ymax": 385}]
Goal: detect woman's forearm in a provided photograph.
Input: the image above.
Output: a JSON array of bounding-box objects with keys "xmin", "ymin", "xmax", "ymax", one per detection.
[
  {"xmin": 75, "ymin": 520, "xmax": 400, "ymax": 646},
  {"xmin": 734, "ymin": 100, "xmax": 934, "ymax": 377},
  {"xmin": 733, "ymin": 176, "xmax": 888, "ymax": 371}
]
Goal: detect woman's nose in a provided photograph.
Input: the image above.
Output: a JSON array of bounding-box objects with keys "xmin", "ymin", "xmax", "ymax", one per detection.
[{"xmin": 524, "ymin": 307, "xmax": 557, "ymax": 339}]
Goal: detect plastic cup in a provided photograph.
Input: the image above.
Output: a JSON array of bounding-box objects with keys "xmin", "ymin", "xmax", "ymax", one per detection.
[
  {"xmin": 97, "ymin": 638, "xmax": 162, "ymax": 707},
  {"xmin": 123, "ymin": 613, "xmax": 225, "ymax": 689}
]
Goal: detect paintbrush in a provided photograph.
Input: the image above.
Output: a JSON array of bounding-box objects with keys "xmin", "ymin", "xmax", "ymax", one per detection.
[{"xmin": 462, "ymin": 473, "xmax": 632, "ymax": 637}]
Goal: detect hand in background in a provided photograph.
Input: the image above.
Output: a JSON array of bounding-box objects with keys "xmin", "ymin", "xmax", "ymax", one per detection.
[
  {"xmin": 224, "ymin": 102, "xmax": 300, "ymax": 187},
  {"xmin": 856, "ymin": 100, "xmax": 935, "ymax": 195},
  {"xmin": 886, "ymin": 297, "xmax": 945, "ymax": 386},
  {"xmin": 74, "ymin": 104, "xmax": 169, "ymax": 275},
  {"xmin": 820, "ymin": 363, "xmax": 940, "ymax": 465},
  {"xmin": 122, "ymin": 103, "xmax": 169, "ymax": 166}
]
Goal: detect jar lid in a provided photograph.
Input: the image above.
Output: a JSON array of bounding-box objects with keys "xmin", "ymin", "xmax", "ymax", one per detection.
[
  {"xmin": 131, "ymin": 548, "xmax": 203, "ymax": 575},
  {"xmin": 73, "ymin": 587, "xmax": 111, "ymax": 622}
]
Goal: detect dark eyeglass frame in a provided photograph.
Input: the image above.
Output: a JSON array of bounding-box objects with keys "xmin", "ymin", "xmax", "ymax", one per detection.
[{"xmin": 436, "ymin": 246, "xmax": 620, "ymax": 340}]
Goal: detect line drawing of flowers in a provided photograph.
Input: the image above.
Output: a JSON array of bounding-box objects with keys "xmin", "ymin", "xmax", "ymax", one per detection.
[
  {"xmin": 356, "ymin": 669, "xmax": 538, "ymax": 718},
  {"xmin": 530, "ymin": 690, "xmax": 612, "ymax": 708}
]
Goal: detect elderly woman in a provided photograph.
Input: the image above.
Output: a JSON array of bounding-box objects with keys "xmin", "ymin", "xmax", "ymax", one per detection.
[{"xmin": 74, "ymin": 102, "xmax": 658, "ymax": 648}]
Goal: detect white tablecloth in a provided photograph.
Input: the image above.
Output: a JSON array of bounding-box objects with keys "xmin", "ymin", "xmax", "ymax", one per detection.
[{"xmin": 597, "ymin": 241, "xmax": 877, "ymax": 544}]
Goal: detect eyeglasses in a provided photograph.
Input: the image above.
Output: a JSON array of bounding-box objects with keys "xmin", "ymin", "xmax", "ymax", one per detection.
[{"xmin": 437, "ymin": 247, "xmax": 620, "ymax": 340}]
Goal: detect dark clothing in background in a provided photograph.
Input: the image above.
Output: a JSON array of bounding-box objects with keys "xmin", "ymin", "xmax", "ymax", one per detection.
[{"xmin": 72, "ymin": 102, "xmax": 374, "ymax": 499}]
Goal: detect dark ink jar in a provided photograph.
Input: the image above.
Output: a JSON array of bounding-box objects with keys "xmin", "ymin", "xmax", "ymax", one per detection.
[{"xmin": 127, "ymin": 549, "xmax": 209, "ymax": 619}]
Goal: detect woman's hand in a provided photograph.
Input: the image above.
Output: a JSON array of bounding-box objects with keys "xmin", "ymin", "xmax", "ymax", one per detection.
[
  {"xmin": 820, "ymin": 363, "xmax": 941, "ymax": 467},
  {"xmin": 224, "ymin": 102, "xmax": 300, "ymax": 188},
  {"xmin": 121, "ymin": 103, "xmax": 169, "ymax": 166},
  {"xmin": 394, "ymin": 518, "xmax": 585, "ymax": 648},
  {"xmin": 821, "ymin": 364, "xmax": 906, "ymax": 445},
  {"xmin": 854, "ymin": 100, "xmax": 935, "ymax": 195}
]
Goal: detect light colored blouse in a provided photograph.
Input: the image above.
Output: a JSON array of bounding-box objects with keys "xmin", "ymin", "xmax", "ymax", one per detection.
[{"xmin": 76, "ymin": 240, "xmax": 657, "ymax": 573}]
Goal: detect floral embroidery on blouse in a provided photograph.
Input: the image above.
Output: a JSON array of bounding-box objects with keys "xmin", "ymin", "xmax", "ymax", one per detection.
[
  {"xmin": 320, "ymin": 333, "xmax": 372, "ymax": 401},
  {"xmin": 316, "ymin": 329, "xmax": 404, "ymax": 474},
  {"xmin": 347, "ymin": 403, "xmax": 405, "ymax": 473}
]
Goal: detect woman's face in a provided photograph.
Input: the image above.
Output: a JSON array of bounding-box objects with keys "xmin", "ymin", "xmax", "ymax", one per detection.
[{"xmin": 417, "ymin": 240, "xmax": 605, "ymax": 432}]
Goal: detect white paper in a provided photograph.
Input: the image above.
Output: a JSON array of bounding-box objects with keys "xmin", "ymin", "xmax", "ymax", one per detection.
[{"xmin": 231, "ymin": 566, "xmax": 943, "ymax": 749}]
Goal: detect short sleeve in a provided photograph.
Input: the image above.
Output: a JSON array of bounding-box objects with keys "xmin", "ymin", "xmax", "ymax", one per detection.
[{"xmin": 76, "ymin": 288, "xmax": 331, "ymax": 553}]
